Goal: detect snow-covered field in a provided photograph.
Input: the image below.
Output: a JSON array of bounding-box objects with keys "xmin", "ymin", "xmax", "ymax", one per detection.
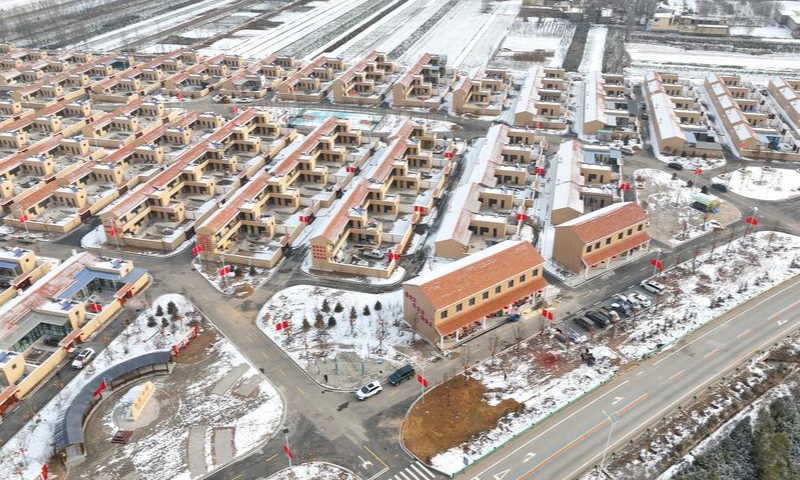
[
  {"xmin": 495, "ymin": 19, "xmax": 575, "ymax": 69},
  {"xmin": 625, "ymin": 43, "xmax": 800, "ymax": 80},
  {"xmin": 267, "ymin": 462, "xmax": 361, "ymax": 480},
  {"xmin": 579, "ymin": 26, "xmax": 608, "ymax": 74},
  {"xmin": 730, "ymin": 25, "xmax": 795, "ymax": 38},
  {"xmin": 0, "ymin": 295, "xmax": 283, "ymax": 480},
  {"xmin": 431, "ymin": 346, "xmax": 618, "ymax": 475},
  {"xmin": 713, "ymin": 167, "xmax": 800, "ymax": 201},
  {"xmin": 619, "ymin": 231, "xmax": 800, "ymax": 359}
]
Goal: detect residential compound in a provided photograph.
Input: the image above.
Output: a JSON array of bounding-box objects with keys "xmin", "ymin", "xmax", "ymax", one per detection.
[
  {"xmin": 275, "ymin": 55, "xmax": 348, "ymax": 102},
  {"xmin": 651, "ymin": 8, "xmax": 729, "ymax": 36},
  {"xmin": 551, "ymin": 140, "xmax": 624, "ymax": 225},
  {"xmin": 435, "ymin": 124, "xmax": 545, "ymax": 258},
  {"xmin": 704, "ymin": 73, "xmax": 800, "ymax": 162},
  {"xmin": 309, "ymin": 120, "xmax": 457, "ymax": 278},
  {"xmin": 513, "ymin": 66, "xmax": 568, "ymax": 130},
  {"xmin": 403, "ymin": 240, "xmax": 548, "ymax": 348},
  {"xmin": 452, "ymin": 68, "xmax": 514, "ymax": 116},
  {"xmin": 332, "ymin": 50, "xmax": 399, "ymax": 105},
  {"xmin": 552, "ymin": 202, "xmax": 650, "ymax": 277},
  {"xmin": 582, "ymin": 72, "xmax": 637, "ymax": 140},
  {"xmin": 644, "ymin": 71, "xmax": 723, "ymax": 158},
  {"xmin": 0, "ymin": 252, "xmax": 148, "ymax": 415},
  {"xmin": 767, "ymin": 77, "xmax": 800, "ymax": 129}
]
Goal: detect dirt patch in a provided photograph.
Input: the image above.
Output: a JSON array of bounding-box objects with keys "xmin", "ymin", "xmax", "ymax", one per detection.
[
  {"xmin": 173, "ymin": 325, "xmax": 218, "ymax": 365},
  {"xmin": 511, "ymin": 51, "xmax": 553, "ymax": 62},
  {"xmin": 233, "ymin": 284, "xmax": 254, "ymax": 299},
  {"xmin": 403, "ymin": 377, "xmax": 521, "ymax": 463}
]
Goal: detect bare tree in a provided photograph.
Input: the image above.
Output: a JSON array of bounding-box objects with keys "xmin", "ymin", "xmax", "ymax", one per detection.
[{"xmin": 488, "ymin": 335, "xmax": 500, "ymax": 365}]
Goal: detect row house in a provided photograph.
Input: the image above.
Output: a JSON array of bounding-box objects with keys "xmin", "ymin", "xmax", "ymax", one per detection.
[
  {"xmin": 275, "ymin": 56, "xmax": 347, "ymax": 102},
  {"xmin": 452, "ymin": 67, "xmax": 514, "ymax": 117},
  {"xmin": 404, "ymin": 240, "xmax": 548, "ymax": 349},
  {"xmin": 652, "ymin": 9, "xmax": 729, "ymax": 36},
  {"xmin": 513, "ymin": 66, "xmax": 568, "ymax": 129},
  {"xmin": 98, "ymin": 109, "xmax": 264, "ymax": 252},
  {"xmin": 705, "ymin": 73, "xmax": 797, "ymax": 161},
  {"xmin": 162, "ymin": 54, "xmax": 230, "ymax": 99},
  {"xmin": 332, "ymin": 50, "xmax": 399, "ymax": 105},
  {"xmin": 550, "ymin": 140, "xmax": 623, "ymax": 225},
  {"xmin": 11, "ymin": 54, "xmax": 132, "ymax": 108},
  {"xmin": 0, "ymin": 252, "xmax": 147, "ymax": 411},
  {"xmin": 80, "ymin": 100, "xmax": 179, "ymax": 148},
  {"xmin": 218, "ymin": 55, "xmax": 300, "ymax": 99},
  {"xmin": 0, "ymin": 51, "xmax": 96, "ymax": 88},
  {"xmin": 552, "ymin": 202, "xmax": 650, "ymax": 277},
  {"xmin": 0, "ymin": 99, "xmax": 93, "ymax": 149},
  {"xmin": 435, "ymin": 124, "xmax": 545, "ymax": 258},
  {"xmin": 0, "ymin": 100, "xmax": 34, "ymax": 131},
  {"xmin": 0, "ymin": 247, "xmax": 49, "ymax": 308},
  {"xmin": 392, "ymin": 53, "xmax": 457, "ymax": 109},
  {"xmin": 767, "ymin": 77, "xmax": 800, "ymax": 127},
  {"xmin": 644, "ymin": 71, "xmax": 722, "ymax": 158},
  {"xmin": 582, "ymin": 72, "xmax": 637, "ymax": 140},
  {"xmin": 90, "ymin": 50, "xmax": 187, "ymax": 103}
]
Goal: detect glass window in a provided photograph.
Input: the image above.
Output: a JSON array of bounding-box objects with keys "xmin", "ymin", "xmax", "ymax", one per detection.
[
  {"xmin": 441, "ymin": 310, "xmax": 448, "ymax": 319},
  {"xmin": 586, "ymin": 245, "xmax": 592, "ymax": 253},
  {"xmin": 483, "ymin": 291, "xmax": 489, "ymax": 300},
  {"xmin": 508, "ymin": 280, "xmax": 514, "ymax": 288},
  {"xmin": 469, "ymin": 297, "xmax": 475, "ymax": 306},
  {"xmin": 531, "ymin": 268, "xmax": 539, "ymax": 277},
  {"xmin": 618, "ymin": 233, "xmax": 623, "ymax": 240},
  {"xmin": 456, "ymin": 303, "xmax": 463, "ymax": 312},
  {"xmin": 495, "ymin": 286, "xmax": 502, "ymax": 294},
  {"xmin": 606, "ymin": 238, "xmax": 611, "ymax": 245},
  {"xmin": 637, "ymin": 224, "xmax": 643, "ymax": 231},
  {"xmin": 627, "ymin": 228, "xmax": 633, "ymax": 235},
  {"xmin": 519, "ymin": 274, "xmax": 526, "ymax": 283}
]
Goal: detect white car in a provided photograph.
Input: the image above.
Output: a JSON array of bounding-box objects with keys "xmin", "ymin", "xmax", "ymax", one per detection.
[
  {"xmin": 361, "ymin": 248, "xmax": 384, "ymax": 260},
  {"xmin": 72, "ymin": 348, "xmax": 95, "ymax": 369},
  {"xmin": 630, "ymin": 292, "xmax": 652, "ymax": 308},
  {"xmin": 355, "ymin": 381, "xmax": 383, "ymax": 400},
  {"xmin": 641, "ymin": 280, "xmax": 666, "ymax": 295}
]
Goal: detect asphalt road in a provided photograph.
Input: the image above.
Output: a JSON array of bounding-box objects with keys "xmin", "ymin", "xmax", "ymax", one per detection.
[{"xmin": 460, "ymin": 267, "xmax": 800, "ymax": 480}]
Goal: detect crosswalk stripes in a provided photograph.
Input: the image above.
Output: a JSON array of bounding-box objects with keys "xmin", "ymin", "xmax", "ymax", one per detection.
[{"xmin": 391, "ymin": 461, "xmax": 437, "ymax": 480}]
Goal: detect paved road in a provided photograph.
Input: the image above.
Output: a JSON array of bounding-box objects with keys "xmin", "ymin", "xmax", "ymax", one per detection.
[{"xmin": 460, "ymin": 267, "xmax": 800, "ymax": 480}]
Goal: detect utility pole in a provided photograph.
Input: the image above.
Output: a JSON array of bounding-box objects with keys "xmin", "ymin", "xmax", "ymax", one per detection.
[{"xmin": 599, "ymin": 410, "xmax": 619, "ymax": 479}]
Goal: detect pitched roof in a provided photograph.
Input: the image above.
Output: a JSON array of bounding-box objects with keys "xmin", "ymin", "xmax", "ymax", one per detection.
[
  {"xmin": 197, "ymin": 168, "xmax": 271, "ymax": 234},
  {"xmin": 405, "ymin": 240, "xmax": 545, "ymax": 310},
  {"xmin": 557, "ymin": 202, "xmax": 648, "ymax": 243},
  {"xmin": 313, "ymin": 179, "xmax": 370, "ymax": 244}
]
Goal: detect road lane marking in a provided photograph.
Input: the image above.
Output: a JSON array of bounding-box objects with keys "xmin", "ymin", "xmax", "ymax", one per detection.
[
  {"xmin": 611, "ymin": 396, "xmax": 623, "ymax": 406},
  {"xmin": 617, "ymin": 393, "xmax": 648, "ymax": 415},
  {"xmin": 229, "ymin": 476, "xmax": 243, "ymax": 480},
  {"xmin": 363, "ymin": 444, "xmax": 388, "ymax": 468},
  {"xmin": 522, "ymin": 452, "xmax": 537, "ymax": 462},
  {"xmin": 737, "ymin": 329, "xmax": 751, "ymax": 339},
  {"xmin": 471, "ymin": 381, "xmax": 630, "ymax": 478},
  {"xmin": 296, "ymin": 387, "xmax": 303, "ymax": 394},
  {"xmin": 669, "ymin": 370, "xmax": 684, "ymax": 382},
  {"xmin": 636, "ymin": 371, "xmax": 644, "ymax": 376},
  {"xmin": 261, "ymin": 351, "xmax": 270, "ymax": 360},
  {"xmin": 264, "ymin": 453, "xmax": 278, "ymax": 462},
  {"xmin": 704, "ymin": 348, "xmax": 719, "ymax": 359},
  {"xmin": 768, "ymin": 298, "xmax": 800, "ymax": 320},
  {"xmin": 278, "ymin": 368, "xmax": 287, "ymax": 376}
]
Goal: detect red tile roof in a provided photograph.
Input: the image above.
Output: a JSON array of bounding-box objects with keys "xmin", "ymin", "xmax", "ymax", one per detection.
[
  {"xmin": 197, "ymin": 168, "xmax": 272, "ymax": 234},
  {"xmin": 314, "ymin": 179, "xmax": 370, "ymax": 244},
  {"xmin": 559, "ymin": 202, "xmax": 648, "ymax": 244},
  {"xmin": 396, "ymin": 53, "xmax": 433, "ymax": 88}
]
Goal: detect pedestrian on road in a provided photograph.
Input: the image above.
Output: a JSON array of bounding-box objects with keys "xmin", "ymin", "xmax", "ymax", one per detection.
[
  {"xmin": 324, "ymin": 374, "xmax": 329, "ymax": 383},
  {"xmin": 503, "ymin": 372, "xmax": 507, "ymax": 381}
]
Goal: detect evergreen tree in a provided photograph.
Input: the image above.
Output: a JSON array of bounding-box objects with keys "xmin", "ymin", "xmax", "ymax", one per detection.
[
  {"xmin": 321, "ymin": 299, "xmax": 331, "ymax": 313},
  {"xmin": 349, "ymin": 306, "xmax": 358, "ymax": 322},
  {"xmin": 327, "ymin": 316, "xmax": 337, "ymax": 328},
  {"xmin": 161, "ymin": 317, "xmax": 169, "ymax": 328},
  {"xmin": 156, "ymin": 305, "xmax": 164, "ymax": 316},
  {"xmin": 301, "ymin": 318, "xmax": 311, "ymax": 332},
  {"xmin": 374, "ymin": 300, "xmax": 382, "ymax": 313},
  {"xmin": 147, "ymin": 316, "xmax": 157, "ymax": 328},
  {"xmin": 314, "ymin": 314, "xmax": 325, "ymax": 330},
  {"xmin": 334, "ymin": 302, "xmax": 344, "ymax": 313},
  {"xmin": 363, "ymin": 305, "xmax": 371, "ymax": 316},
  {"xmin": 166, "ymin": 301, "xmax": 178, "ymax": 318}
]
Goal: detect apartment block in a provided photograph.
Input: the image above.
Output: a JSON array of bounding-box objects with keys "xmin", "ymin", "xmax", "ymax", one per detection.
[
  {"xmin": 309, "ymin": 120, "xmax": 456, "ymax": 278},
  {"xmin": 218, "ymin": 55, "xmax": 299, "ymax": 99},
  {"xmin": 513, "ymin": 66, "xmax": 568, "ymax": 129},
  {"xmin": 435, "ymin": 124, "xmax": 546, "ymax": 258},
  {"xmin": 644, "ymin": 71, "xmax": 722, "ymax": 157},
  {"xmin": 163, "ymin": 54, "xmax": 234, "ymax": 99},
  {"xmin": 582, "ymin": 72, "xmax": 637, "ymax": 139},
  {"xmin": 0, "ymin": 98, "xmax": 95, "ymax": 152},
  {"xmin": 705, "ymin": 73, "xmax": 799, "ymax": 161},
  {"xmin": 552, "ymin": 202, "xmax": 650, "ymax": 277},
  {"xmin": 452, "ymin": 67, "xmax": 513, "ymax": 116},
  {"xmin": 0, "ymin": 247, "xmax": 51, "ymax": 308},
  {"xmin": 90, "ymin": 50, "xmax": 188, "ymax": 103},
  {"xmin": 767, "ymin": 77, "xmax": 800, "ymax": 127},
  {"xmin": 404, "ymin": 240, "xmax": 548, "ymax": 348},
  {"xmin": 652, "ymin": 8, "xmax": 729, "ymax": 36},
  {"xmin": 275, "ymin": 56, "xmax": 347, "ymax": 102},
  {"xmin": 81, "ymin": 100, "xmax": 179, "ymax": 148},
  {"xmin": 392, "ymin": 53, "xmax": 457, "ymax": 109},
  {"xmin": 0, "ymin": 252, "xmax": 148, "ymax": 415},
  {"xmin": 332, "ymin": 50, "xmax": 398, "ymax": 105}
]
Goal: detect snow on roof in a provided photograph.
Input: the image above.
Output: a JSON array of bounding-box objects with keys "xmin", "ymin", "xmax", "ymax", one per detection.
[
  {"xmin": 552, "ymin": 141, "xmax": 584, "ymax": 214},
  {"xmin": 468, "ymin": 124, "xmax": 507, "ymax": 186},
  {"xmin": 514, "ymin": 66, "xmax": 542, "ymax": 116},
  {"xmin": 711, "ymin": 82, "xmax": 727, "ymax": 97},
  {"xmin": 790, "ymin": 99, "xmax": 800, "ymax": 115},
  {"xmin": 405, "ymin": 240, "xmax": 545, "ymax": 310},
  {"xmin": 650, "ymin": 92, "xmax": 686, "ymax": 141},
  {"xmin": 718, "ymin": 94, "xmax": 734, "ymax": 110},
  {"xmin": 734, "ymin": 122, "xmax": 756, "ymax": 142},
  {"xmin": 725, "ymin": 107, "xmax": 745, "ymax": 125},
  {"xmin": 583, "ymin": 71, "xmax": 605, "ymax": 126},
  {"xmin": 434, "ymin": 182, "xmax": 481, "ymax": 246},
  {"xmin": 779, "ymin": 85, "xmax": 798, "ymax": 101},
  {"xmin": 771, "ymin": 76, "xmax": 788, "ymax": 90}
]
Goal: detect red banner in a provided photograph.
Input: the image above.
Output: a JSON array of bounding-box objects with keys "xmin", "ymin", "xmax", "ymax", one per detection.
[
  {"xmin": 92, "ymin": 380, "xmax": 107, "ymax": 398},
  {"xmin": 283, "ymin": 444, "xmax": 293, "ymax": 460}
]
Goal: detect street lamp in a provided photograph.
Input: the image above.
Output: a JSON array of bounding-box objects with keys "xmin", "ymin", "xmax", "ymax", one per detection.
[{"xmin": 598, "ymin": 410, "xmax": 619, "ymax": 478}]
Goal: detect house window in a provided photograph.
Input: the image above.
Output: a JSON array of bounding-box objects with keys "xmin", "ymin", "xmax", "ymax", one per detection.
[
  {"xmin": 456, "ymin": 303, "xmax": 463, "ymax": 312},
  {"xmin": 595, "ymin": 242, "xmax": 601, "ymax": 249},
  {"xmin": 531, "ymin": 268, "xmax": 539, "ymax": 277},
  {"xmin": 495, "ymin": 286, "xmax": 502, "ymax": 294},
  {"xmin": 638, "ymin": 224, "xmax": 643, "ymax": 231},
  {"xmin": 483, "ymin": 291, "xmax": 489, "ymax": 300},
  {"xmin": 586, "ymin": 245, "xmax": 592, "ymax": 253},
  {"xmin": 519, "ymin": 274, "xmax": 526, "ymax": 283},
  {"xmin": 627, "ymin": 228, "xmax": 633, "ymax": 235},
  {"xmin": 606, "ymin": 238, "xmax": 611, "ymax": 245},
  {"xmin": 618, "ymin": 232, "xmax": 623, "ymax": 240},
  {"xmin": 508, "ymin": 280, "xmax": 514, "ymax": 288},
  {"xmin": 469, "ymin": 297, "xmax": 475, "ymax": 306},
  {"xmin": 441, "ymin": 310, "xmax": 448, "ymax": 319}
]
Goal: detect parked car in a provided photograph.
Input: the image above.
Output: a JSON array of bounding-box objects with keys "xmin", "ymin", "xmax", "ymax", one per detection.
[
  {"xmin": 642, "ymin": 280, "xmax": 666, "ymax": 295},
  {"xmin": 667, "ymin": 162, "xmax": 684, "ymax": 170},
  {"xmin": 355, "ymin": 381, "xmax": 383, "ymax": 400},
  {"xmin": 599, "ymin": 306, "xmax": 621, "ymax": 322},
  {"xmin": 586, "ymin": 311, "xmax": 611, "ymax": 328},
  {"xmin": 610, "ymin": 302, "xmax": 631, "ymax": 318},
  {"xmin": 361, "ymin": 248, "xmax": 384, "ymax": 260},
  {"xmin": 711, "ymin": 183, "xmax": 728, "ymax": 193},
  {"xmin": 630, "ymin": 292, "xmax": 652, "ymax": 308},
  {"xmin": 574, "ymin": 316, "xmax": 594, "ymax": 331},
  {"xmin": 388, "ymin": 365, "xmax": 415, "ymax": 386},
  {"xmin": 708, "ymin": 220, "xmax": 725, "ymax": 230},
  {"xmin": 72, "ymin": 347, "xmax": 96, "ymax": 369}
]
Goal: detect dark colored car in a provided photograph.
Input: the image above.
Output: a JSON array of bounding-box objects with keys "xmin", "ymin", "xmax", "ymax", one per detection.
[
  {"xmin": 388, "ymin": 364, "xmax": 415, "ymax": 386},
  {"xmin": 586, "ymin": 311, "xmax": 610, "ymax": 328},
  {"xmin": 711, "ymin": 183, "xmax": 728, "ymax": 193},
  {"xmin": 667, "ymin": 162, "xmax": 684, "ymax": 170},
  {"xmin": 574, "ymin": 316, "xmax": 594, "ymax": 331}
]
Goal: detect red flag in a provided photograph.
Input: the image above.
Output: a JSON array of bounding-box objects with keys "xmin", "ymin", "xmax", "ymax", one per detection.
[
  {"xmin": 283, "ymin": 444, "xmax": 293, "ymax": 460},
  {"xmin": 19, "ymin": 214, "xmax": 28, "ymax": 223},
  {"xmin": 745, "ymin": 217, "xmax": 758, "ymax": 226},
  {"xmin": 192, "ymin": 245, "xmax": 202, "ymax": 256},
  {"xmin": 41, "ymin": 465, "xmax": 48, "ymax": 480},
  {"xmin": 541, "ymin": 309, "xmax": 549, "ymax": 318},
  {"xmin": 231, "ymin": 107, "xmax": 239, "ymax": 114},
  {"xmin": 92, "ymin": 380, "xmax": 107, "ymax": 398},
  {"xmin": 547, "ymin": 311, "xmax": 554, "ymax": 321},
  {"xmin": 693, "ymin": 168, "xmax": 703, "ymax": 175},
  {"xmin": 219, "ymin": 266, "xmax": 230, "ymax": 277},
  {"xmin": 276, "ymin": 322, "xmax": 283, "ymax": 331},
  {"xmin": 516, "ymin": 213, "xmax": 527, "ymax": 221}
]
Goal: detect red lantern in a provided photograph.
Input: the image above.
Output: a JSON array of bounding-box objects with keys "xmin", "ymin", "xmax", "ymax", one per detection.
[{"xmin": 192, "ymin": 245, "xmax": 203, "ymax": 256}]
